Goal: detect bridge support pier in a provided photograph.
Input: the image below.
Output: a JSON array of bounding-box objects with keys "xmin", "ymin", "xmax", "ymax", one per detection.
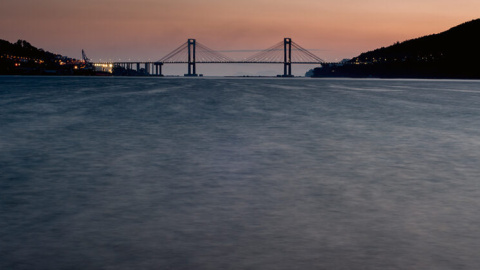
[
  {"xmin": 283, "ymin": 38, "xmax": 293, "ymax": 77},
  {"xmin": 155, "ymin": 62, "xmax": 163, "ymax": 76},
  {"xmin": 185, "ymin": 39, "xmax": 198, "ymax": 76}
]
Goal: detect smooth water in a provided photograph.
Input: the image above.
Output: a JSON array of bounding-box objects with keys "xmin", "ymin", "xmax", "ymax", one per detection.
[{"xmin": 2, "ymin": 76, "xmax": 480, "ymax": 269}]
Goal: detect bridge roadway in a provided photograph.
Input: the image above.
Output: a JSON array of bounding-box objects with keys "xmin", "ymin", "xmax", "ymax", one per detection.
[{"xmin": 93, "ymin": 38, "xmax": 337, "ymax": 76}]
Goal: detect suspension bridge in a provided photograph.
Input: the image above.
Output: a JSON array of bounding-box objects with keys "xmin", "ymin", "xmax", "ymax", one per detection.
[{"xmin": 95, "ymin": 38, "xmax": 328, "ymax": 77}]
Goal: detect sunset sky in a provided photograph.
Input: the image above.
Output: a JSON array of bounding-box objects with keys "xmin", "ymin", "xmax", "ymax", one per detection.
[{"xmin": 1, "ymin": 0, "xmax": 479, "ymax": 75}]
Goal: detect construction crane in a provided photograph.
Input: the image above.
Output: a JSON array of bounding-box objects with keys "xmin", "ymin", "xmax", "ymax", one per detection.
[{"xmin": 82, "ymin": 49, "xmax": 90, "ymax": 64}]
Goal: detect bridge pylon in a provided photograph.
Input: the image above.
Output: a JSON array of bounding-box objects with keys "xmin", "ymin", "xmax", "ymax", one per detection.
[
  {"xmin": 283, "ymin": 38, "xmax": 293, "ymax": 77},
  {"xmin": 185, "ymin": 39, "xmax": 198, "ymax": 76}
]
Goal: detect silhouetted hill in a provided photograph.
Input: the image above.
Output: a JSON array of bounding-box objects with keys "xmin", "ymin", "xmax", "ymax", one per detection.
[
  {"xmin": 1, "ymin": 39, "xmax": 57, "ymax": 61},
  {"xmin": 0, "ymin": 39, "xmax": 85, "ymax": 75},
  {"xmin": 312, "ymin": 19, "xmax": 480, "ymax": 78}
]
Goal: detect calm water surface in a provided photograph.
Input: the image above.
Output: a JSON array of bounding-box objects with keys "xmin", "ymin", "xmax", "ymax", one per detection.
[{"xmin": 1, "ymin": 76, "xmax": 480, "ymax": 269}]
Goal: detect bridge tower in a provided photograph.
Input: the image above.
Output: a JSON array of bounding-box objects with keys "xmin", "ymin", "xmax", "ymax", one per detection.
[
  {"xmin": 283, "ymin": 38, "xmax": 293, "ymax": 77},
  {"xmin": 186, "ymin": 39, "xmax": 198, "ymax": 76}
]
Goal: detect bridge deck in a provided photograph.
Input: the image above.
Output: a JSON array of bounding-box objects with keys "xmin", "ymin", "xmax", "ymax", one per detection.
[{"xmin": 94, "ymin": 38, "xmax": 334, "ymax": 76}]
